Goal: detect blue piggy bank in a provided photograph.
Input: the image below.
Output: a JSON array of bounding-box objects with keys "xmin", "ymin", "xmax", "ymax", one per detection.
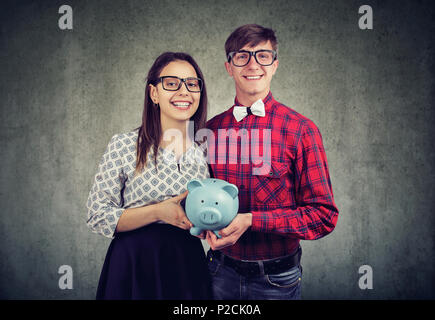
[{"xmin": 185, "ymin": 178, "xmax": 239, "ymax": 238}]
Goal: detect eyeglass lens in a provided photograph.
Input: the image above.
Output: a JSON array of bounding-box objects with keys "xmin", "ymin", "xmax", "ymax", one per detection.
[
  {"xmin": 161, "ymin": 77, "xmax": 202, "ymax": 92},
  {"xmin": 231, "ymin": 50, "xmax": 275, "ymax": 66}
]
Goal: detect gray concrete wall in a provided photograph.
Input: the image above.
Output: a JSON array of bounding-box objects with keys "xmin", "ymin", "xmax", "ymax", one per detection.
[{"xmin": 0, "ymin": 0, "xmax": 434, "ymax": 299}]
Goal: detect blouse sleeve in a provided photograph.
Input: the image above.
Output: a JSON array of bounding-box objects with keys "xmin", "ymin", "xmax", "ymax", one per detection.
[{"xmin": 86, "ymin": 134, "xmax": 127, "ymax": 239}]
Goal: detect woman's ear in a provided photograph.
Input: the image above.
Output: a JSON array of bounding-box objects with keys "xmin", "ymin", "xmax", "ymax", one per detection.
[{"xmin": 149, "ymin": 84, "xmax": 159, "ymax": 104}]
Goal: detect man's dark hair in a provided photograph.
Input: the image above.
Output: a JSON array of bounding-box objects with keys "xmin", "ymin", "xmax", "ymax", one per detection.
[{"xmin": 225, "ymin": 24, "xmax": 278, "ymax": 59}]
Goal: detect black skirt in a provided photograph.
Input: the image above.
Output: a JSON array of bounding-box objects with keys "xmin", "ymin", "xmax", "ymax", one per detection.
[{"xmin": 96, "ymin": 223, "xmax": 212, "ymax": 300}]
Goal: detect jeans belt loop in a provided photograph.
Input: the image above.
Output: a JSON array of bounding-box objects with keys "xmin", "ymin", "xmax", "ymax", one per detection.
[{"xmin": 257, "ymin": 260, "xmax": 265, "ymax": 275}]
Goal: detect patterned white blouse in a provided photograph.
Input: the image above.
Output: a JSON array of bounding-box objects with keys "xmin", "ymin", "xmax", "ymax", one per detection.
[{"xmin": 86, "ymin": 129, "xmax": 210, "ymax": 239}]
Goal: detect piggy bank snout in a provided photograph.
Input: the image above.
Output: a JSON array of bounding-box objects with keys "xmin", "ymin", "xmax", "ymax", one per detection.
[{"xmin": 198, "ymin": 207, "xmax": 222, "ymax": 225}]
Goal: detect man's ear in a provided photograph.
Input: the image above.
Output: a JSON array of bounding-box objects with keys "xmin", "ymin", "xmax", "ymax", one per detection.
[
  {"xmin": 271, "ymin": 59, "xmax": 279, "ymax": 76},
  {"xmin": 224, "ymin": 61, "xmax": 233, "ymax": 77},
  {"xmin": 149, "ymin": 84, "xmax": 159, "ymax": 104}
]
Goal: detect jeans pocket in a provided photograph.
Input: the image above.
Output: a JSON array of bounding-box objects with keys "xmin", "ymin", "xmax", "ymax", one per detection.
[
  {"xmin": 266, "ymin": 265, "xmax": 302, "ymax": 288},
  {"xmin": 207, "ymin": 255, "xmax": 221, "ymax": 276}
]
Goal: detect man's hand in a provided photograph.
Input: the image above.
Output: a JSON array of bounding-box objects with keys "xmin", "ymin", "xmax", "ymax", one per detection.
[{"xmin": 206, "ymin": 213, "xmax": 252, "ymax": 250}]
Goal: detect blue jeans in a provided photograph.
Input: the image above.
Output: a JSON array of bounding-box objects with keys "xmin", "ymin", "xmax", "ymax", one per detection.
[{"xmin": 207, "ymin": 252, "xmax": 302, "ymax": 300}]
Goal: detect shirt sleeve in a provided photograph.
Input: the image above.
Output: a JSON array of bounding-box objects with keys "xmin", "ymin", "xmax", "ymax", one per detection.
[
  {"xmin": 250, "ymin": 121, "xmax": 339, "ymax": 240},
  {"xmin": 86, "ymin": 134, "xmax": 126, "ymax": 239}
]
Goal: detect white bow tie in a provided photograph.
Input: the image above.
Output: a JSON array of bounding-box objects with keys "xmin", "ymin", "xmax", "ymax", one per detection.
[{"xmin": 232, "ymin": 99, "xmax": 266, "ymax": 122}]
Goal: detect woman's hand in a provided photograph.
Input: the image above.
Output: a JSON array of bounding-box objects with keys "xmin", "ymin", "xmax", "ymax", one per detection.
[{"xmin": 155, "ymin": 191, "xmax": 193, "ymax": 230}]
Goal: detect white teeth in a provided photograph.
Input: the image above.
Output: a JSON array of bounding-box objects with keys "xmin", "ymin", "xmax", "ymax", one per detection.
[
  {"xmin": 246, "ymin": 76, "xmax": 261, "ymax": 80},
  {"xmin": 172, "ymin": 102, "xmax": 190, "ymax": 107}
]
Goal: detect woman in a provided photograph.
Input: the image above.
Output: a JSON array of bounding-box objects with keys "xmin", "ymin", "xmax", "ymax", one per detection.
[{"xmin": 86, "ymin": 52, "xmax": 212, "ymax": 299}]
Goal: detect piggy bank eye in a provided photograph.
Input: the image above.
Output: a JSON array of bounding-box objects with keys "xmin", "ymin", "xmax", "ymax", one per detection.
[
  {"xmin": 215, "ymin": 202, "xmax": 218, "ymax": 205},
  {"xmin": 201, "ymin": 200, "xmax": 204, "ymax": 203}
]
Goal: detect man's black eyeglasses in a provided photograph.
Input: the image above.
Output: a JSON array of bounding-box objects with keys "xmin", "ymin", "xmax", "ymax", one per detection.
[
  {"xmin": 227, "ymin": 50, "xmax": 277, "ymax": 67},
  {"xmin": 158, "ymin": 76, "xmax": 203, "ymax": 93}
]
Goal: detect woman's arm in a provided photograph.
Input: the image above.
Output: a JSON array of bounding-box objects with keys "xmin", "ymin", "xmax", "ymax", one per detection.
[
  {"xmin": 87, "ymin": 134, "xmax": 193, "ymax": 238},
  {"xmin": 115, "ymin": 191, "xmax": 192, "ymax": 233},
  {"xmin": 86, "ymin": 134, "xmax": 126, "ymax": 238}
]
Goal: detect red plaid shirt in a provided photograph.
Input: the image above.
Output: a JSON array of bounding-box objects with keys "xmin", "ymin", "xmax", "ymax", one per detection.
[{"xmin": 206, "ymin": 92, "xmax": 339, "ymax": 260}]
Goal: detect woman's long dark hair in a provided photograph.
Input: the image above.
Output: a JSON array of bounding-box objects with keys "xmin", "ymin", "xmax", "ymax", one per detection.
[{"xmin": 135, "ymin": 52, "xmax": 208, "ymax": 173}]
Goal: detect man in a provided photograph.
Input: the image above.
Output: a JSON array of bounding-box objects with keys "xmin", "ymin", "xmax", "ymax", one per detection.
[{"xmin": 204, "ymin": 24, "xmax": 339, "ymax": 300}]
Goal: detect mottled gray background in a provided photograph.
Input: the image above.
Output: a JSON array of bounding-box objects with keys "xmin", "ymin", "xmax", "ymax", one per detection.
[{"xmin": 1, "ymin": 0, "xmax": 434, "ymax": 299}]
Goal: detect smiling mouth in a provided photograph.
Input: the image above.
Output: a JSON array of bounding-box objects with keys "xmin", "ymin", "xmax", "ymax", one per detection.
[
  {"xmin": 243, "ymin": 75, "xmax": 263, "ymax": 80},
  {"xmin": 171, "ymin": 102, "xmax": 191, "ymax": 110}
]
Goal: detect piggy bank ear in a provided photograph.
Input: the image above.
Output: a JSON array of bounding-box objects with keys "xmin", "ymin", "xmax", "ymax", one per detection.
[
  {"xmin": 187, "ymin": 179, "xmax": 204, "ymax": 192},
  {"xmin": 222, "ymin": 184, "xmax": 238, "ymax": 199}
]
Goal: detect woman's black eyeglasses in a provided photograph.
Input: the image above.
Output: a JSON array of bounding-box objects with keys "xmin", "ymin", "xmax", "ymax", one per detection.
[{"xmin": 158, "ymin": 76, "xmax": 203, "ymax": 92}]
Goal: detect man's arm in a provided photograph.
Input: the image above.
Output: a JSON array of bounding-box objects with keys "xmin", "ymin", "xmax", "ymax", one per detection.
[
  {"xmin": 206, "ymin": 121, "xmax": 339, "ymax": 250},
  {"xmin": 250, "ymin": 121, "xmax": 339, "ymax": 239}
]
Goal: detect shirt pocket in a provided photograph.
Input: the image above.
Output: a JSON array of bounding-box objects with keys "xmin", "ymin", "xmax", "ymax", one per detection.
[{"xmin": 252, "ymin": 161, "xmax": 290, "ymax": 205}]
